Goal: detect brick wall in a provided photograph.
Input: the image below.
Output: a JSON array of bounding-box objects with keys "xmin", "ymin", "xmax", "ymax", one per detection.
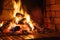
[
  {"xmin": 0, "ymin": 0, "xmax": 14, "ymax": 21},
  {"xmin": 45, "ymin": 0, "xmax": 60, "ymax": 32}
]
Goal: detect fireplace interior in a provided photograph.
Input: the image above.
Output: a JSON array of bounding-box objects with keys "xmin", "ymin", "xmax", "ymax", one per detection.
[{"xmin": 0, "ymin": 0, "xmax": 60, "ymax": 40}]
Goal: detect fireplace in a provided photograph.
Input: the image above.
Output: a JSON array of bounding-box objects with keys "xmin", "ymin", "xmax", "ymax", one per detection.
[
  {"xmin": 0, "ymin": 0, "xmax": 45, "ymax": 34},
  {"xmin": 0, "ymin": 0, "xmax": 60, "ymax": 40}
]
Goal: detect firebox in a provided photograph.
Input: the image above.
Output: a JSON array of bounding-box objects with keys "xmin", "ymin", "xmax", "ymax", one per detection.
[{"xmin": 0, "ymin": 0, "xmax": 60, "ymax": 40}]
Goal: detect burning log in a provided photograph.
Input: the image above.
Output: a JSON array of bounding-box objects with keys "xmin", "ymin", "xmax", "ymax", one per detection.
[
  {"xmin": 10, "ymin": 26, "xmax": 20, "ymax": 33},
  {"xmin": 14, "ymin": 13, "xmax": 24, "ymax": 24},
  {"xmin": 18, "ymin": 18, "xmax": 26, "ymax": 24},
  {"xmin": 31, "ymin": 21, "xmax": 44, "ymax": 33},
  {"xmin": 22, "ymin": 30, "xmax": 30, "ymax": 35},
  {"xmin": 2, "ymin": 19, "xmax": 15, "ymax": 31},
  {"xmin": 16, "ymin": 13, "xmax": 24, "ymax": 17}
]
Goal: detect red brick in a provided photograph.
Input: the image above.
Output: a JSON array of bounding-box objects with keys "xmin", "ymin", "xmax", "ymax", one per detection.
[
  {"xmin": 50, "ymin": 0, "xmax": 55, "ymax": 4},
  {"xmin": 44, "ymin": 18, "xmax": 51, "ymax": 23},
  {"xmin": 47, "ymin": 24, "xmax": 55, "ymax": 30},
  {"xmin": 56, "ymin": 11, "xmax": 60, "ymax": 17},
  {"xmin": 56, "ymin": 24, "xmax": 60, "ymax": 31},
  {"xmin": 46, "ymin": 0, "xmax": 55, "ymax": 4},
  {"xmin": 51, "ymin": 4, "xmax": 60, "ymax": 10},
  {"xmin": 46, "ymin": 0, "xmax": 50, "ymax": 5},
  {"xmin": 46, "ymin": 6, "xmax": 51, "ymax": 10},
  {"xmin": 56, "ymin": 0, "xmax": 60, "ymax": 4},
  {"xmin": 3, "ymin": 0, "xmax": 13, "ymax": 9},
  {"xmin": 43, "ymin": 23, "xmax": 55, "ymax": 31},
  {"xmin": 46, "ymin": 11, "xmax": 55, "ymax": 17},
  {"xmin": 45, "ymin": 11, "xmax": 51, "ymax": 17},
  {"xmin": 0, "ymin": 10, "xmax": 13, "ymax": 21},
  {"xmin": 54, "ymin": 18, "xmax": 60, "ymax": 24},
  {"xmin": 51, "ymin": 11, "xmax": 55, "ymax": 17}
]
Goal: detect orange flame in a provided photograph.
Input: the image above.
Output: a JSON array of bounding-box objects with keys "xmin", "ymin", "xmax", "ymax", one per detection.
[
  {"xmin": 0, "ymin": 22, "xmax": 3, "ymax": 27},
  {"xmin": 12, "ymin": 0, "xmax": 34, "ymax": 32},
  {"xmin": 13, "ymin": 0, "xmax": 24, "ymax": 17},
  {"xmin": 24, "ymin": 13, "xmax": 34, "ymax": 31}
]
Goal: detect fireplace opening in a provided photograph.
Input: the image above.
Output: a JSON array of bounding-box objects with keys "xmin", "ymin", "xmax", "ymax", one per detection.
[{"xmin": 0, "ymin": 0, "xmax": 60, "ymax": 40}]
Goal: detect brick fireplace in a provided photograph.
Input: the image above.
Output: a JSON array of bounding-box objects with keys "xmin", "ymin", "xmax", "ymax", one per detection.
[
  {"xmin": 0, "ymin": 0, "xmax": 60, "ymax": 40},
  {"xmin": 45, "ymin": 0, "xmax": 60, "ymax": 32}
]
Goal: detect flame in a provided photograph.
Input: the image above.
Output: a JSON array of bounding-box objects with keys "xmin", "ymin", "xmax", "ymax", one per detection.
[
  {"xmin": 15, "ymin": 17, "xmax": 20, "ymax": 24},
  {"xmin": 8, "ymin": 22, "xmax": 16, "ymax": 29},
  {"xmin": 24, "ymin": 12, "xmax": 34, "ymax": 31},
  {"xmin": 0, "ymin": 21, "xmax": 4, "ymax": 27},
  {"xmin": 15, "ymin": 16, "xmax": 23, "ymax": 24},
  {"xmin": 13, "ymin": 0, "xmax": 20, "ymax": 17},
  {"xmin": 12, "ymin": 0, "xmax": 34, "ymax": 32},
  {"xmin": 5, "ymin": 22, "xmax": 17, "ymax": 32},
  {"xmin": 13, "ymin": 0, "xmax": 24, "ymax": 24},
  {"xmin": 13, "ymin": 0, "xmax": 24, "ymax": 17}
]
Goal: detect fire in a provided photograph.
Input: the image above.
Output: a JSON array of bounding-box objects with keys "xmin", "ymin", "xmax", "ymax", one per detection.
[
  {"xmin": 15, "ymin": 16, "xmax": 23, "ymax": 24},
  {"xmin": 13, "ymin": 0, "xmax": 24, "ymax": 17},
  {"xmin": 0, "ymin": 21, "xmax": 4, "ymax": 27},
  {"xmin": 4, "ymin": 0, "xmax": 35, "ymax": 33},
  {"xmin": 8, "ymin": 22, "xmax": 16, "ymax": 30},
  {"xmin": 13, "ymin": 0, "xmax": 34, "ymax": 32},
  {"xmin": 24, "ymin": 13, "xmax": 34, "ymax": 31}
]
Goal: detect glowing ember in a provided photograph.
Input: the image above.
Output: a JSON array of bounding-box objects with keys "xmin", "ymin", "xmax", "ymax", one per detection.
[{"xmin": 24, "ymin": 35, "xmax": 34, "ymax": 39}]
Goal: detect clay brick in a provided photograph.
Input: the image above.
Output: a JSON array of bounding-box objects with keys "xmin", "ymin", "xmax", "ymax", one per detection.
[
  {"xmin": 51, "ymin": 11, "xmax": 55, "ymax": 17},
  {"xmin": 3, "ymin": 0, "xmax": 14, "ymax": 9},
  {"xmin": 56, "ymin": 24, "xmax": 60, "ymax": 31},
  {"xmin": 46, "ymin": 0, "xmax": 55, "ymax": 4},
  {"xmin": 44, "ymin": 18, "xmax": 51, "ymax": 23},
  {"xmin": 0, "ymin": 10, "xmax": 13, "ymax": 21},
  {"xmin": 56, "ymin": 0, "xmax": 60, "ymax": 4},
  {"xmin": 50, "ymin": 0, "xmax": 55, "ymax": 4},
  {"xmin": 56, "ymin": 11, "xmax": 60, "ymax": 17},
  {"xmin": 47, "ymin": 23, "xmax": 55, "ymax": 30},
  {"xmin": 46, "ymin": 0, "xmax": 50, "ymax": 5},
  {"xmin": 45, "ymin": 11, "xmax": 51, "ymax": 17},
  {"xmin": 54, "ymin": 18, "xmax": 60, "ymax": 24},
  {"xmin": 43, "ymin": 23, "xmax": 55, "ymax": 31},
  {"xmin": 46, "ymin": 5, "xmax": 51, "ymax": 10},
  {"xmin": 45, "ymin": 11, "xmax": 55, "ymax": 17},
  {"xmin": 51, "ymin": 4, "xmax": 60, "ymax": 10}
]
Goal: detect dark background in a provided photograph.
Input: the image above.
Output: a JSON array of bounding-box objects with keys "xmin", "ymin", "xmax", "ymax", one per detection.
[
  {"xmin": 0, "ymin": 0, "xmax": 46, "ymax": 14},
  {"xmin": 21, "ymin": 0, "xmax": 46, "ymax": 14},
  {"xmin": 0, "ymin": 0, "xmax": 4, "ymax": 15}
]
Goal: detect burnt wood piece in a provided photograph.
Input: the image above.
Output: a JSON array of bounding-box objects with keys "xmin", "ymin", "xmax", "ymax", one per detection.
[
  {"xmin": 2, "ymin": 19, "xmax": 14, "ymax": 31},
  {"xmin": 10, "ymin": 26, "xmax": 20, "ymax": 32}
]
